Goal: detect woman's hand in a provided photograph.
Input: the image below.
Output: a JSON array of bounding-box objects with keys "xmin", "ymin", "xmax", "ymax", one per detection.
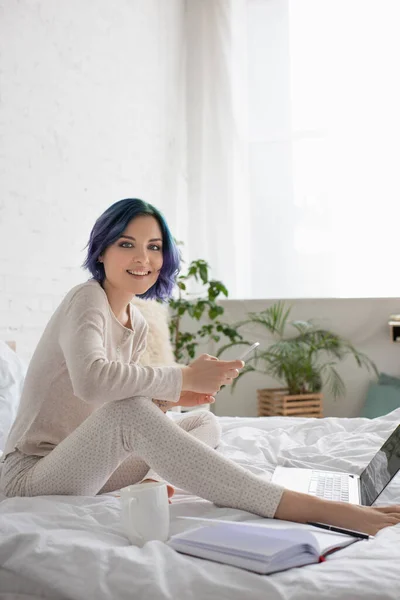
[
  {"xmin": 176, "ymin": 391, "xmax": 215, "ymax": 408},
  {"xmin": 274, "ymin": 489, "xmax": 400, "ymax": 536},
  {"xmin": 181, "ymin": 354, "xmax": 244, "ymax": 395},
  {"xmin": 345, "ymin": 504, "xmax": 400, "ymax": 536}
]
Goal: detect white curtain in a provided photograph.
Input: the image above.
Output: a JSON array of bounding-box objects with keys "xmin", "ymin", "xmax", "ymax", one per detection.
[
  {"xmin": 183, "ymin": 0, "xmax": 251, "ymax": 299},
  {"xmin": 182, "ymin": 0, "xmax": 400, "ymax": 300}
]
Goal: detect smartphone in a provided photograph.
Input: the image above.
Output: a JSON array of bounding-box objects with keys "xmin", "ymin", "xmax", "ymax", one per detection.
[{"xmin": 237, "ymin": 342, "xmax": 260, "ymax": 361}]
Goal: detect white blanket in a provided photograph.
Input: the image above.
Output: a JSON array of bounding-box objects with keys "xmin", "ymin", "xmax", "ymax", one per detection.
[{"xmin": 1, "ymin": 409, "xmax": 399, "ymax": 600}]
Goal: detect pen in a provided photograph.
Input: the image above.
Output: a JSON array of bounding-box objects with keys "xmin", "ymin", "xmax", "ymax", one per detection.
[{"xmin": 307, "ymin": 521, "xmax": 371, "ymax": 540}]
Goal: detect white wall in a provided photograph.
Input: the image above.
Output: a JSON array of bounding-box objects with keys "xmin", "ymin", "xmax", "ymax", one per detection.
[
  {"xmin": 0, "ymin": 0, "xmax": 186, "ymax": 364},
  {"xmin": 212, "ymin": 298, "xmax": 400, "ymax": 418}
]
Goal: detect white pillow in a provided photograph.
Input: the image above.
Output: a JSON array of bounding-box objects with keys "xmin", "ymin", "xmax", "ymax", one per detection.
[{"xmin": 0, "ymin": 342, "xmax": 26, "ymax": 452}]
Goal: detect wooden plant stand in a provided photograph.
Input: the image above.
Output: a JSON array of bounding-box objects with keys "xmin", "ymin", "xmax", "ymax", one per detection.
[{"xmin": 257, "ymin": 388, "xmax": 323, "ymax": 418}]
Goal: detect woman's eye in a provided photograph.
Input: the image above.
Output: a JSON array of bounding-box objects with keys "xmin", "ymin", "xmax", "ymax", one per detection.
[{"xmin": 119, "ymin": 242, "xmax": 161, "ymax": 251}]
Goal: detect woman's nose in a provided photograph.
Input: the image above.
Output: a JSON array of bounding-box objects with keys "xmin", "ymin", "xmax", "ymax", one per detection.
[{"xmin": 132, "ymin": 246, "xmax": 149, "ymax": 263}]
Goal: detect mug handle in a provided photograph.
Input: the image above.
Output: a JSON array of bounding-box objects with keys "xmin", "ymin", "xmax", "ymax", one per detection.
[{"xmin": 128, "ymin": 497, "xmax": 145, "ymax": 546}]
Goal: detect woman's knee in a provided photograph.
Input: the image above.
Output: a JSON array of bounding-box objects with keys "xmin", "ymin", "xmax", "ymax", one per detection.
[
  {"xmin": 97, "ymin": 395, "xmax": 154, "ymax": 421},
  {"xmin": 179, "ymin": 410, "xmax": 221, "ymax": 448},
  {"xmin": 203, "ymin": 411, "xmax": 222, "ymax": 447}
]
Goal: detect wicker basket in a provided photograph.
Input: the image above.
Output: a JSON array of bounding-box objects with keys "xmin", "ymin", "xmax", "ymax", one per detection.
[{"xmin": 257, "ymin": 388, "xmax": 323, "ymax": 418}]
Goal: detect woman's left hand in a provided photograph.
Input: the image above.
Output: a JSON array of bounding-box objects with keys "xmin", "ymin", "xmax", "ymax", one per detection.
[{"xmin": 176, "ymin": 391, "xmax": 215, "ymax": 407}]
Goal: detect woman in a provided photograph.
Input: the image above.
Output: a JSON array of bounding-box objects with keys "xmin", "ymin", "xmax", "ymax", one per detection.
[{"xmin": 1, "ymin": 198, "xmax": 399, "ymax": 536}]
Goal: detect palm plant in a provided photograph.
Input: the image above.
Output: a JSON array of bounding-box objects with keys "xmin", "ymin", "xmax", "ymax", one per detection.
[{"xmin": 217, "ymin": 301, "xmax": 378, "ymax": 397}]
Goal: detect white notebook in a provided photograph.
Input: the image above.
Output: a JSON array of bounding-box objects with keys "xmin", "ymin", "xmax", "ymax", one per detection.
[{"xmin": 167, "ymin": 521, "xmax": 360, "ymax": 575}]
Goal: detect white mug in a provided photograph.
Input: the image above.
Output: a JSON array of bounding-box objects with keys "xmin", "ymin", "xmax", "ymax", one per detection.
[{"xmin": 120, "ymin": 481, "xmax": 170, "ymax": 546}]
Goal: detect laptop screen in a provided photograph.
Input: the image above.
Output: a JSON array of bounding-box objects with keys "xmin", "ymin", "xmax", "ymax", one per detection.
[{"xmin": 359, "ymin": 424, "xmax": 400, "ymax": 506}]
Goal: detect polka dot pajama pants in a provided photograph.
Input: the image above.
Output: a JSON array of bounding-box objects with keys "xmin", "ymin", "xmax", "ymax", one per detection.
[{"xmin": 2, "ymin": 396, "xmax": 284, "ymax": 518}]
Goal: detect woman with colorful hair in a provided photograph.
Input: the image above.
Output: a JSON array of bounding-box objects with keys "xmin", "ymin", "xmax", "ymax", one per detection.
[{"xmin": 2, "ymin": 198, "xmax": 399, "ymax": 536}]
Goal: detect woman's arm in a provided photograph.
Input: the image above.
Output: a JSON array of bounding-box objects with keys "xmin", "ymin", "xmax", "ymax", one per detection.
[
  {"xmin": 59, "ymin": 287, "xmax": 183, "ymax": 404},
  {"xmin": 59, "ymin": 286, "xmax": 241, "ymax": 405},
  {"xmin": 274, "ymin": 489, "xmax": 400, "ymax": 536}
]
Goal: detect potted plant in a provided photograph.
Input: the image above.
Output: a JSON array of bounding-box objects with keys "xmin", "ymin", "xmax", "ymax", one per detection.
[
  {"xmin": 167, "ymin": 248, "xmax": 247, "ymax": 365},
  {"xmin": 217, "ymin": 301, "xmax": 378, "ymax": 417}
]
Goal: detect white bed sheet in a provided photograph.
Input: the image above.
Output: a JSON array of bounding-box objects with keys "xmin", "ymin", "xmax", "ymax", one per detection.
[{"xmin": 1, "ymin": 409, "xmax": 400, "ymax": 600}]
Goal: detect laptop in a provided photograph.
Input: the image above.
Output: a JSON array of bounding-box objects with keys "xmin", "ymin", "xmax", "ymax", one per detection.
[{"xmin": 271, "ymin": 424, "xmax": 400, "ymax": 506}]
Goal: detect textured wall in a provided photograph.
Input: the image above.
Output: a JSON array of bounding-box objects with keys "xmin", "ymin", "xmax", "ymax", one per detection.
[{"xmin": 0, "ymin": 0, "xmax": 186, "ymax": 363}]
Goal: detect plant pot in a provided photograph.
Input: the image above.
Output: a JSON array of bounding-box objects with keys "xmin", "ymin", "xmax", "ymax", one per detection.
[{"xmin": 257, "ymin": 388, "xmax": 323, "ymax": 418}]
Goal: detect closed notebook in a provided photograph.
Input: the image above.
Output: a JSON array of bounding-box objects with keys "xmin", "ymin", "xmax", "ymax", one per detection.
[{"xmin": 167, "ymin": 521, "xmax": 359, "ymax": 575}]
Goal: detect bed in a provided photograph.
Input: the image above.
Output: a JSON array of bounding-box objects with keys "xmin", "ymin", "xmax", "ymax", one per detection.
[{"xmin": 1, "ymin": 408, "xmax": 400, "ymax": 600}]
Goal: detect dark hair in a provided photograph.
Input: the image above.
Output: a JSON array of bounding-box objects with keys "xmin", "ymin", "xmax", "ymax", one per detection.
[{"xmin": 82, "ymin": 198, "xmax": 180, "ymax": 300}]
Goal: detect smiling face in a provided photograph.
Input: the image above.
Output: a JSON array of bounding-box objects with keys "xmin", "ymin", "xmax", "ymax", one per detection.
[{"xmin": 99, "ymin": 215, "xmax": 163, "ymax": 295}]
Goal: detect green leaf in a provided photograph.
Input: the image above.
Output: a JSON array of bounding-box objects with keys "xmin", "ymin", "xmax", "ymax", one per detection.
[
  {"xmin": 207, "ymin": 280, "xmax": 228, "ymax": 301},
  {"xmin": 216, "ymin": 281, "xmax": 229, "ymax": 297},
  {"xmin": 196, "ymin": 262, "xmax": 208, "ymax": 284},
  {"xmin": 188, "ymin": 301, "xmax": 206, "ymax": 320},
  {"xmin": 208, "ymin": 287, "xmax": 219, "ymax": 301},
  {"xmin": 208, "ymin": 305, "xmax": 224, "ymax": 320},
  {"xmin": 187, "ymin": 263, "xmax": 199, "ymax": 280},
  {"xmin": 187, "ymin": 344, "xmax": 197, "ymax": 359}
]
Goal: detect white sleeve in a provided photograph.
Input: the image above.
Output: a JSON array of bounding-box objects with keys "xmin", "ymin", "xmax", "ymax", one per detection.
[{"xmin": 59, "ymin": 287, "xmax": 182, "ymax": 404}]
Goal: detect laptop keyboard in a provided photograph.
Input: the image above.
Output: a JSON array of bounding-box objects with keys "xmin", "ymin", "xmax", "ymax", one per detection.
[{"xmin": 308, "ymin": 471, "xmax": 350, "ymax": 502}]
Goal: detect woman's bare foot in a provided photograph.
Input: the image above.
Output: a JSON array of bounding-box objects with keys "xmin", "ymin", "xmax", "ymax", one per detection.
[{"xmin": 142, "ymin": 479, "xmax": 175, "ymax": 503}]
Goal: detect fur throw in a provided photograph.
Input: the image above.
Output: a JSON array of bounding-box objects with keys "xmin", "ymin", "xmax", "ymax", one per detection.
[
  {"xmin": 130, "ymin": 297, "xmax": 180, "ymax": 412},
  {"xmin": 130, "ymin": 297, "xmax": 175, "ymax": 367}
]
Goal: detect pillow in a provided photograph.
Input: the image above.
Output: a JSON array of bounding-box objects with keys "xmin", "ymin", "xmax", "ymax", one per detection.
[
  {"xmin": 361, "ymin": 379, "xmax": 400, "ymax": 419},
  {"xmin": 378, "ymin": 372, "xmax": 400, "ymax": 389},
  {"xmin": 0, "ymin": 342, "xmax": 26, "ymax": 451}
]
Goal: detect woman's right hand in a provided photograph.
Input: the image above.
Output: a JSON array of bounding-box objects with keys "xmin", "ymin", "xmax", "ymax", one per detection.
[{"xmin": 181, "ymin": 354, "xmax": 244, "ymax": 395}]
